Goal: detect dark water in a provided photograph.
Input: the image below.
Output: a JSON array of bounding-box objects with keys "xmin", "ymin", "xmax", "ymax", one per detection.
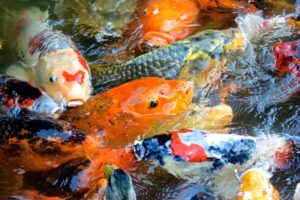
[{"xmin": 0, "ymin": 0, "xmax": 299, "ymax": 199}]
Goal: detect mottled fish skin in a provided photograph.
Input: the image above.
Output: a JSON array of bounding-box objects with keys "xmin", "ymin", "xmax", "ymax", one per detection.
[
  {"xmin": 0, "ymin": 76, "xmax": 60, "ymax": 117},
  {"xmin": 0, "ymin": 116, "xmax": 88, "ymax": 171},
  {"xmin": 92, "ymin": 28, "xmax": 246, "ymax": 92},
  {"xmin": 0, "ymin": 116, "xmax": 85, "ymax": 146}
]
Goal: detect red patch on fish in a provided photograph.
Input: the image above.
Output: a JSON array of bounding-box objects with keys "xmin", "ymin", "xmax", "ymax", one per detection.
[
  {"xmin": 170, "ymin": 131, "xmax": 207, "ymax": 162},
  {"xmin": 15, "ymin": 18, "xmax": 28, "ymax": 37},
  {"xmin": 73, "ymin": 49, "xmax": 89, "ymax": 72},
  {"xmin": 274, "ymin": 141, "xmax": 294, "ymax": 170},
  {"xmin": 63, "ymin": 70, "xmax": 85, "ymax": 85},
  {"xmin": 28, "ymin": 33, "xmax": 44, "ymax": 56},
  {"xmin": 273, "ymin": 40, "xmax": 300, "ymax": 77}
]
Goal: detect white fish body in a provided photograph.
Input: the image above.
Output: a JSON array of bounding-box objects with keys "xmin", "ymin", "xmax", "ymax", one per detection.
[{"xmin": 3, "ymin": 7, "xmax": 92, "ymax": 107}]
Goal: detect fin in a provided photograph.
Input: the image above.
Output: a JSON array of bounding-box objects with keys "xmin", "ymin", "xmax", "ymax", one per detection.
[
  {"xmin": 235, "ymin": 13, "xmax": 292, "ymax": 43},
  {"xmin": 6, "ymin": 63, "xmax": 31, "ymax": 81}
]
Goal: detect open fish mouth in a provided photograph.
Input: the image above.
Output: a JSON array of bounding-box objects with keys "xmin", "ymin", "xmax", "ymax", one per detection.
[{"xmin": 67, "ymin": 100, "xmax": 84, "ymax": 107}]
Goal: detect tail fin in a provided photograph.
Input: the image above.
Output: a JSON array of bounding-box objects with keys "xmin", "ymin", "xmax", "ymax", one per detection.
[
  {"xmin": 235, "ymin": 13, "xmax": 292, "ymax": 43},
  {"xmin": 0, "ymin": 7, "xmax": 48, "ymax": 47}
]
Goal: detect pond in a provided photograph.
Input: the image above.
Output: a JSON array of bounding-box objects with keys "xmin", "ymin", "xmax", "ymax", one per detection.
[{"xmin": 0, "ymin": 0, "xmax": 299, "ymax": 199}]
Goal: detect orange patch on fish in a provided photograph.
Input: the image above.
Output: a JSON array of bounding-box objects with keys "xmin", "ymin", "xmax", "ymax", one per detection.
[
  {"xmin": 60, "ymin": 77, "xmax": 194, "ymax": 147},
  {"xmin": 123, "ymin": 0, "xmax": 200, "ymax": 52},
  {"xmin": 73, "ymin": 49, "xmax": 89, "ymax": 72},
  {"xmin": 237, "ymin": 168, "xmax": 279, "ymax": 200},
  {"xmin": 72, "ymin": 148, "xmax": 136, "ymax": 192},
  {"xmin": 63, "ymin": 70, "xmax": 85, "ymax": 85}
]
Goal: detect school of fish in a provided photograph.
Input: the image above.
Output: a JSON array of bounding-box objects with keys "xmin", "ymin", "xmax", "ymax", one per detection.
[{"xmin": 0, "ymin": 0, "xmax": 299, "ymax": 200}]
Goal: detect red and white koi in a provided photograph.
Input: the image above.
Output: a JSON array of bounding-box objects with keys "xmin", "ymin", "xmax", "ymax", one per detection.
[{"xmin": 3, "ymin": 7, "xmax": 92, "ymax": 107}]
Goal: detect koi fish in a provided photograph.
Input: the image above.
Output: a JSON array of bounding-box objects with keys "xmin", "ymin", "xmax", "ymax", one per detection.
[
  {"xmin": 0, "ymin": 76, "xmax": 61, "ymax": 117},
  {"xmin": 134, "ymin": 128, "xmax": 299, "ymax": 199},
  {"xmin": 273, "ymin": 39, "xmax": 300, "ymax": 77},
  {"xmin": 0, "ymin": 116, "xmax": 88, "ymax": 172},
  {"xmin": 0, "ymin": 115, "xmax": 136, "ymax": 197},
  {"xmin": 92, "ymin": 14, "xmax": 290, "ymax": 95},
  {"xmin": 114, "ymin": 0, "xmax": 258, "ymax": 59},
  {"xmin": 60, "ymin": 77, "xmax": 193, "ymax": 147},
  {"xmin": 237, "ymin": 168, "xmax": 279, "ymax": 200},
  {"xmin": 124, "ymin": 0, "xmax": 200, "ymax": 51},
  {"xmin": 2, "ymin": 7, "xmax": 92, "ymax": 107}
]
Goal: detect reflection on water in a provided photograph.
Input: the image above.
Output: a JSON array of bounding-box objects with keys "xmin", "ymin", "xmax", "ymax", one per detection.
[{"xmin": 0, "ymin": 0, "xmax": 299, "ymax": 199}]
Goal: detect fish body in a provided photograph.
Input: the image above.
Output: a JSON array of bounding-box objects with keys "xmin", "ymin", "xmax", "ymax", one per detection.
[
  {"xmin": 237, "ymin": 168, "xmax": 279, "ymax": 200},
  {"xmin": 3, "ymin": 7, "xmax": 92, "ymax": 107},
  {"xmin": 93, "ymin": 26, "xmax": 246, "ymax": 92},
  {"xmin": 61, "ymin": 77, "xmax": 193, "ymax": 147},
  {"xmin": 0, "ymin": 116, "xmax": 136, "ymax": 197},
  {"xmin": 0, "ymin": 116, "xmax": 88, "ymax": 172},
  {"xmin": 134, "ymin": 129, "xmax": 299, "ymax": 199},
  {"xmin": 93, "ymin": 14, "xmax": 288, "ymax": 94},
  {"xmin": 0, "ymin": 76, "xmax": 61, "ymax": 117},
  {"xmin": 134, "ymin": 129, "xmax": 256, "ymax": 165}
]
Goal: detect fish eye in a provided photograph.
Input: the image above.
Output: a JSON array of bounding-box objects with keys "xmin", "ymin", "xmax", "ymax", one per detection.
[
  {"xmin": 49, "ymin": 75, "xmax": 56, "ymax": 83},
  {"xmin": 148, "ymin": 100, "xmax": 158, "ymax": 109}
]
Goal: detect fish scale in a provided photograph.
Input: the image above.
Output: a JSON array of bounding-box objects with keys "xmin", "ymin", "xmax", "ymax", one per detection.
[{"xmin": 92, "ymin": 28, "xmax": 247, "ymax": 93}]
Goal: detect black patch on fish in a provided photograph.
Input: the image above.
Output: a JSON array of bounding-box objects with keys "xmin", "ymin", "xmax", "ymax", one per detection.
[
  {"xmin": 24, "ymin": 158, "xmax": 91, "ymax": 197},
  {"xmin": 208, "ymin": 138, "xmax": 256, "ymax": 170},
  {"xmin": 0, "ymin": 117, "xmax": 86, "ymax": 146},
  {"xmin": 134, "ymin": 134, "xmax": 172, "ymax": 165},
  {"xmin": 0, "ymin": 76, "xmax": 45, "ymax": 116}
]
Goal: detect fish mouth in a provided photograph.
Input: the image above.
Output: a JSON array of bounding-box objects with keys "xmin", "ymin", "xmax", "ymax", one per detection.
[{"xmin": 67, "ymin": 100, "xmax": 84, "ymax": 107}]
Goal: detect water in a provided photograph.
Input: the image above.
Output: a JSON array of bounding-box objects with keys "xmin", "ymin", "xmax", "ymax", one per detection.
[{"xmin": 0, "ymin": 0, "xmax": 299, "ymax": 199}]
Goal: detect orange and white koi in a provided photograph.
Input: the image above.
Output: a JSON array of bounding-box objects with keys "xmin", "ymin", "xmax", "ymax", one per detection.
[
  {"xmin": 237, "ymin": 168, "xmax": 279, "ymax": 200},
  {"xmin": 2, "ymin": 7, "xmax": 92, "ymax": 107}
]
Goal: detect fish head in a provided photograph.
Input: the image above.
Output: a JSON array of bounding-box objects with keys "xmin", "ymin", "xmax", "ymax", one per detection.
[
  {"xmin": 116, "ymin": 77, "xmax": 193, "ymax": 117},
  {"xmin": 140, "ymin": 0, "xmax": 199, "ymax": 47},
  {"xmin": 37, "ymin": 49, "xmax": 92, "ymax": 107}
]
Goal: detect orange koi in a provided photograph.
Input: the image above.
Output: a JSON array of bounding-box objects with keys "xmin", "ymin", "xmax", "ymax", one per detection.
[
  {"xmin": 116, "ymin": 0, "xmax": 200, "ymax": 57},
  {"xmin": 61, "ymin": 77, "xmax": 194, "ymax": 147},
  {"xmin": 237, "ymin": 168, "xmax": 279, "ymax": 200}
]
